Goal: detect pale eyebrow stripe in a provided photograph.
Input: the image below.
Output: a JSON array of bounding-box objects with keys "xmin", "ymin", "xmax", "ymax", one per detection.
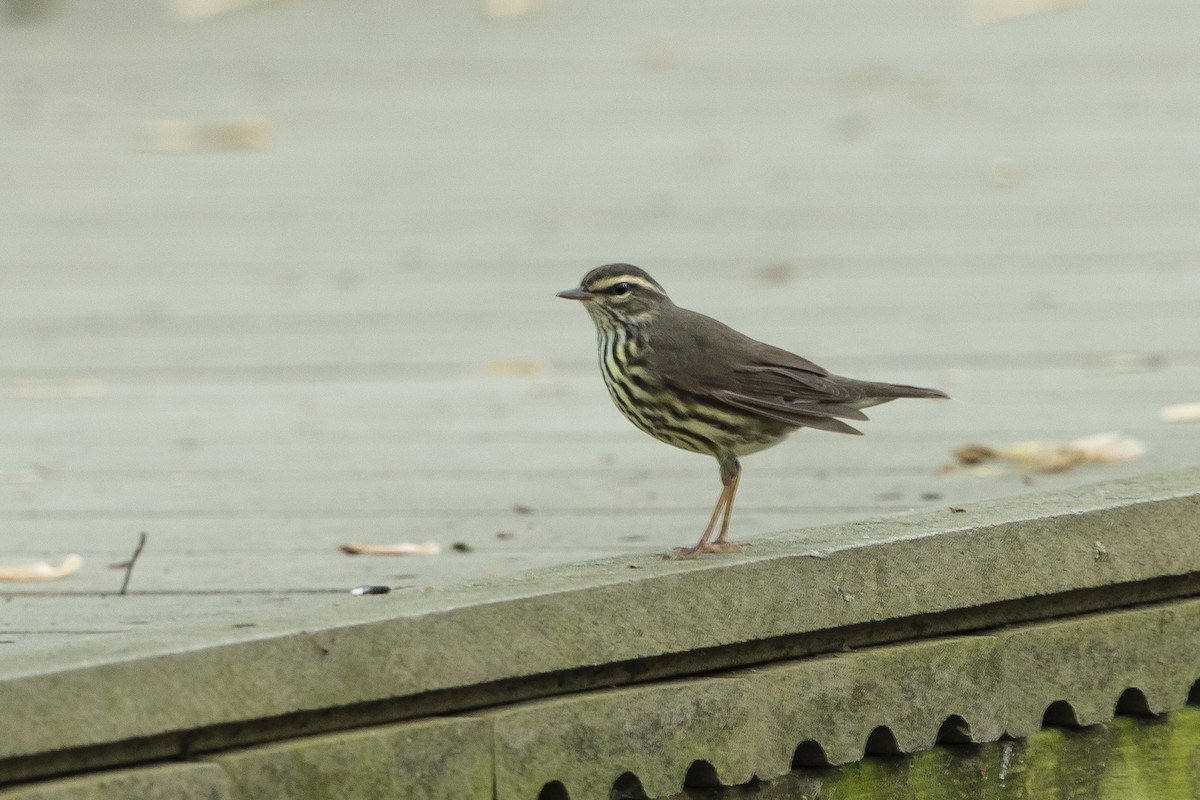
[{"xmin": 589, "ymin": 276, "xmax": 660, "ymax": 293}]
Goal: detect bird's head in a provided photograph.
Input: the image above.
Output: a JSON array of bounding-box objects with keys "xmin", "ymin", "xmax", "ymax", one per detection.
[{"xmin": 556, "ymin": 264, "xmax": 672, "ymax": 330}]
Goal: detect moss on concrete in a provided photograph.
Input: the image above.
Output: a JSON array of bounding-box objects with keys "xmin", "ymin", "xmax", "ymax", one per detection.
[
  {"xmin": 213, "ymin": 716, "xmax": 491, "ymax": 800},
  {"xmin": 0, "ymin": 764, "xmax": 230, "ymax": 800},
  {"xmin": 487, "ymin": 597, "xmax": 1200, "ymax": 798},
  {"xmin": 492, "ymin": 678, "xmax": 761, "ymax": 800},
  {"xmin": 669, "ymin": 708, "xmax": 1200, "ymax": 799}
]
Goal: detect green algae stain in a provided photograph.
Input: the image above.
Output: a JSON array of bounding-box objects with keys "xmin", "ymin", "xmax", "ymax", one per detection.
[{"xmin": 671, "ymin": 708, "xmax": 1200, "ymax": 800}]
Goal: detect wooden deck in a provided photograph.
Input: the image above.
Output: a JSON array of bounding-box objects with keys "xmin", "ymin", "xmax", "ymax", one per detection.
[{"xmin": 1, "ymin": 0, "xmax": 1198, "ymax": 747}]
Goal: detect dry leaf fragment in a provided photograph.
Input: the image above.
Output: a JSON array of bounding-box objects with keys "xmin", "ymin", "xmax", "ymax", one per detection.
[
  {"xmin": 0, "ymin": 554, "xmax": 84, "ymax": 582},
  {"xmin": 982, "ymin": 157, "xmax": 1026, "ymax": 189},
  {"xmin": 637, "ymin": 36, "xmax": 681, "ymax": 70},
  {"xmin": 136, "ymin": 117, "xmax": 270, "ymax": 153},
  {"xmin": 176, "ymin": 0, "xmax": 279, "ymax": 22},
  {"xmin": 949, "ymin": 432, "xmax": 1144, "ymax": 475},
  {"xmin": 7, "ymin": 378, "xmax": 106, "ymax": 399},
  {"xmin": 966, "ymin": 0, "xmax": 1084, "ymax": 26},
  {"xmin": 1160, "ymin": 403, "xmax": 1200, "ymax": 423},
  {"xmin": 1066, "ymin": 432, "xmax": 1146, "ymax": 463},
  {"xmin": 481, "ymin": 0, "xmax": 537, "ymax": 19},
  {"xmin": 1087, "ymin": 352, "xmax": 1165, "ymax": 373},
  {"xmin": 339, "ymin": 541, "xmax": 441, "ymax": 556},
  {"xmin": 951, "ymin": 443, "xmax": 998, "ymax": 465},
  {"xmin": 0, "ymin": 468, "xmax": 45, "ymax": 484},
  {"xmin": 754, "ymin": 262, "xmax": 798, "ymax": 285},
  {"xmin": 484, "ymin": 358, "xmax": 550, "ymax": 377}
]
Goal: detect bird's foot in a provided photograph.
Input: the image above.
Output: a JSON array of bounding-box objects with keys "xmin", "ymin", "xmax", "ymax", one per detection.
[{"xmin": 670, "ymin": 541, "xmax": 748, "ymax": 560}]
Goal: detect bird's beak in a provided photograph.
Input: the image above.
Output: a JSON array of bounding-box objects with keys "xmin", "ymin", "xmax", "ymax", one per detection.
[{"xmin": 556, "ymin": 287, "xmax": 595, "ymax": 301}]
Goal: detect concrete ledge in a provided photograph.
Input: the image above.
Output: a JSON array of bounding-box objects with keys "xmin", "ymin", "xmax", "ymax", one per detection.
[
  {"xmin": 491, "ymin": 598, "xmax": 1200, "ymax": 798},
  {"xmin": 6, "ymin": 598, "xmax": 1198, "ymax": 799},
  {"xmin": 2, "ymin": 469, "xmax": 1199, "ymax": 787},
  {"xmin": 214, "ymin": 717, "xmax": 492, "ymax": 800},
  {"xmin": 0, "ymin": 764, "xmax": 231, "ymax": 800}
]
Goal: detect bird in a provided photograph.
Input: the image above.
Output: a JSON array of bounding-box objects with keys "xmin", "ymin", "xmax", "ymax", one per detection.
[{"xmin": 557, "ymin": 263, "xmax": 948, "ymax": 558}]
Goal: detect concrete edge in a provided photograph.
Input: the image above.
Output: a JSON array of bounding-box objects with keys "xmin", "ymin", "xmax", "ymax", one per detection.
[
  {"xmin": 2, "ymin": 468, "xmax": 1199, "ymax": 770},
  {"xmin": 5, "ymin": 597, "xmax": 1198, "ymax": 799},
  {"xmin": 490, "ymin": 596, "xmax": 1200, "ymax": 799}
]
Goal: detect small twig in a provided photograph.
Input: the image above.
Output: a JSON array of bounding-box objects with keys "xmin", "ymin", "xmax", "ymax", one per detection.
[{"xmin": 118, "ymin": 532, "xmax": 148, "ymax": 595}]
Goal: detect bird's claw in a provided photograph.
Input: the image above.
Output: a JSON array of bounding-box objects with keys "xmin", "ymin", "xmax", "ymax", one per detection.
[{"xmin": 670, "ymin": 541, "xmax": 747, "ymax": 560}]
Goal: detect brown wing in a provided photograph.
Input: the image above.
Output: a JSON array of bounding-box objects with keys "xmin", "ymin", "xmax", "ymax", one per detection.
[
  {"xmin": 646, "ymin": 305, "xmax": 945, "ymax": 435},
  {"xmin": 644, "ymin": 307, "xmax": 869, "ymax": 434}
]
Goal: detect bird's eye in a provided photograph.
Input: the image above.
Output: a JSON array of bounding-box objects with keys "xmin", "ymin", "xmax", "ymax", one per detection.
[{"xmin": 612, "ymin": 282, "xmax": 632, "ymax": 296}]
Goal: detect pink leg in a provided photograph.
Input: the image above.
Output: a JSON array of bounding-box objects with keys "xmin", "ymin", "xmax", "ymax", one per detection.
[
  {"xmin": 673, "ymin": 458, "xmax": 745, "ymax": 559},
  {"xmin": 673, "ymin": 482, "xmax": 732, "ymax": 560},
  {"xmin": 713, "ymin": 468, "xmax": 741, "ymax": 545}
]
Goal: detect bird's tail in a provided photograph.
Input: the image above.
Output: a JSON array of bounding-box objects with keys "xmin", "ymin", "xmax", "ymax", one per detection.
[{"xmin": 850, "ymin": 380, "xmax": 949, "ymax": 409}]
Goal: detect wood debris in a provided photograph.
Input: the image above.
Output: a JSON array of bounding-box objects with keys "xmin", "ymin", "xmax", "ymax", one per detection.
[
  {"xmin": 0, "ymin": 554, "xmax": 84, "ymax": 582},
  {"xmin": 350, "ymin": 585, "xmax": 391, "ymax": 596},
  {"xmin": 340, "ymin": 541, "xmax": 441, "ymax": 556}
]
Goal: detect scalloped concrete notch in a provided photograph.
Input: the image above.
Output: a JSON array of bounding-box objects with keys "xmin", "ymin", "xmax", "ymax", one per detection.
[{"xmin": 491, "ymin": 597, "xmax": 1200, "ymax": 799}]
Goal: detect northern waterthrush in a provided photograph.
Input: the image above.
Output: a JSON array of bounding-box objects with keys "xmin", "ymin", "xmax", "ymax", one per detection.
[{"xmin": 558, "ymin": 263, "xmax": 948, "ymax": 558}]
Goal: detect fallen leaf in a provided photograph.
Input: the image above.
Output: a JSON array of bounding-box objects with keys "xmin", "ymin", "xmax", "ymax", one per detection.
[
  {"xmin": 965, "ymin": 0, "xmax": 1084, "ymax": 26},
  {"xmin": 481, "ymin": 0, "xmax": 537, "ymax": 19},
  {"xmin": 948, "ymin": 432, "xmax": 1144, "ymax": 474},
  {"xmin": 1086, "ymin": 352, "xmax": 1166, "ymax": 373},
  {"xmin": 753, "ymin": 262, "xmax": 797, "ymax": 285},
  {"xmin": 175, "ymin": 0, "xmax": 280, "ymax": 22},
  {"xmin": 637, "ymin": 36, "xmax": 681, "ymax": 70},
  {"xmin": 7, "ymin": 378, "xmax": 106, "ymax": 399},
  {"xmin": 981, "ymin": 156, "xmax": 1026, "ymax": 189},
  {"xmin": 484, "ymin": 358, "xmax": 550, "ymax": 377},
  {"xmin": 1065, "ymin": 432, "xmax": 1146, "ymax": 463},
  {"xmin": 340, "ymin": 541, "xmax": 441, "ymax": 556},
  {"xmin": 450, "ymin": 542, "xmax": 473, "ymax": 553},
  {"xmin": 0, "ymin": 554, "xmax": 84, "ymax": 582},
  {"xmin": 136, "ymin": 117, "xmax": 270, "ymax": 153},
  {"xmin": 951, "ymin": 443, "xmax": 998, "ymax": 465},
  {"xmin": 0, "ymin": 468, "xmax": 45, "ymax": 484},
  {"xmin": 1160, "ymin": 403, "xmax": 1200, "ymax": 423}
]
